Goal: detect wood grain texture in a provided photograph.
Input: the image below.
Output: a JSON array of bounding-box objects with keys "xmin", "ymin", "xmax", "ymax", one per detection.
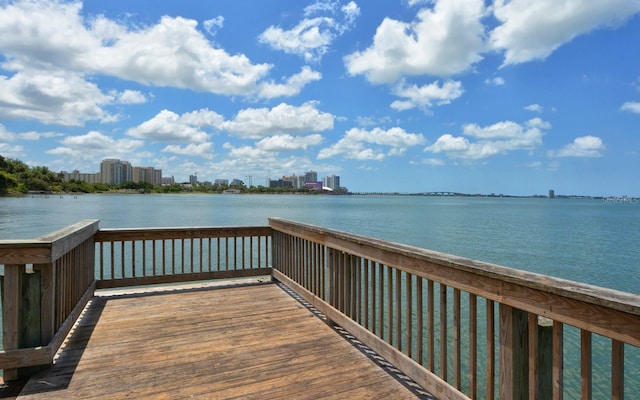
[{"xmin": 16, "ymin": 283, "xmax": 423, "ymax": 399}]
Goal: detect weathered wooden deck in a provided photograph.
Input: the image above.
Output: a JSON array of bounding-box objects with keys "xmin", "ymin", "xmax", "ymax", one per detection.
[{"xmin": 12, "ymin": 281, "xmax": 431, "ymax": 399}]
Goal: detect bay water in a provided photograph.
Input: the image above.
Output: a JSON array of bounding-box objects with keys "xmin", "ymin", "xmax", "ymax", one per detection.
[
  {"xmin": 2, "ymin": 193, "xmax": 638, "ymax": 293},
  {"xmin": 0, "ymin": 193, "xmax": 638, "ymax": 396}
]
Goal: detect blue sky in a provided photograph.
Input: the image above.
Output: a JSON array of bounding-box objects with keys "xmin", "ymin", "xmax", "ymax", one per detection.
[{"xmin": 0, "ymin": 0, "xmax": 639, "ymax": 196}]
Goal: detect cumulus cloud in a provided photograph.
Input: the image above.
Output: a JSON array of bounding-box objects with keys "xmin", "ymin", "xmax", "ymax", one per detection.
[
  {"xmin": 344, "ymin": 0, "xmax": 485, "ymax": 83},
  {"xmin": 257, "ymin": 134, "xmax": 324, "ymax": 151},
  {"xmin": 0, "ymin": 70, "xmax": 117, "ymax": 126},
  {"xmin": 425, "ymin": 118, "xmax": 549, "ymax": 159},
  {"xmin": 490, "ymin": 0, "xmax": 640, "ymax": 66},
  {"xmin": 552, "ymin": 135, "xmax": 606, "ymax": 157},
  {"xmin": 0, "ymin": 0, "xmax": 320, "ymax": 127},
  {"xmin": 115, "ymin": 90, "xmax": 147, "ymax": 105},
  {"xmin": 162, "ymin": 142, "xmax": 214, "ymax": 159},
  {"xmin": 390, "ymin": 80, "xmax": 463, "ymax": 111},
  {"xmin": 318, "ymin": 127, "xmax": 425, "ymax": 160},
  {"xmin": 127, "ymin": 109, "xmax": 224, "ymax": 143},
  {"xmin": 259, "ymin": 0, "xmax": 360, "ymax": 62},
  {"xmin": 621, "ymin": 101, "xmax": 640, "ymax": 114},
  {"xmin": 257, "ymin": 66, "xmax": 322, "ymax": 99},
  {"xmin": 222, "ymin": 102, "xmax": 334, "ymax": 139},
  {"xmin": 47, "ymin": 131, "xmax": 145, "ymax": 161}
]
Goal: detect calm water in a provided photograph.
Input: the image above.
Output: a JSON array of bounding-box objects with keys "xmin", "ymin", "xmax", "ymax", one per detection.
[
  {"xmin": 1, "ymin": 193, "xmax": 638, "ymax": 293},
  {"xmin": 1, "ymin": 193, "xmax": 639, "ymax": 396}
]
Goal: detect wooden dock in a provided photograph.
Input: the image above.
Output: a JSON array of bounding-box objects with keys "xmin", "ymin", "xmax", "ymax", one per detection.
[{"xmin": 11, "ymin": 282, "xmax": 431, "ymax": 399}]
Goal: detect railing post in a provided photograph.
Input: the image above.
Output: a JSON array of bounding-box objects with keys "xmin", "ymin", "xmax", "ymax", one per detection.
[
  {"xmin": 2, "ymin": 264, "xmax": 24, "ymax": 381},
  {"xmin": 500, "ymin": 304, "xmax": 528, "ymax": 400}
]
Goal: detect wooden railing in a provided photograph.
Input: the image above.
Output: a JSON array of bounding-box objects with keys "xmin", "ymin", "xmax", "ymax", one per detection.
[
  {"xmin": 269, "ymin": 218, "xmax": 640, "ymax": 400},
  {"xmin": 93, "ymin": 226, "xmax": 272, "ymax": 289},
  {"xmin": 2, "ymin": 218, "xmax": 639, "ymax": 400},
  {"xmin": 0, "ymin": 220, "xmax": 99, "ymax": 381}
]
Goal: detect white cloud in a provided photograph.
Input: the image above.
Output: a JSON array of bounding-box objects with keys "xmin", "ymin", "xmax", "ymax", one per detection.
[
  {"xmin": 390, "ymin": 80, "xmax": 463, "ymax": 111},
  {"xmin": 203, "ymin": 16, "xmax": 224, "ymax": 36},
  {"xmin": 0, "ymin": 124, "xmax": 60, "ymax": 142},
  {"xmin": 257, "ymin": 134, "xmax": 324, "ymax": 151},
  {"xmin": 0, "ymin": 0, "xmax": 315, "ymax": 102},
  {"xmin": 524, "ymin": 104, "xmax": 543, "ymax": 113},
  {"xmin": 0, "ymin": 70, "xmax": 116, "ymax": 126},
  {"xmin": 553, "ymin": 135, "xmax": 606, "ymax": 157},
  {"xmin": 47, "ymin": 131, "xmax": 145, "ymax": 161},
  {"xmin": 223, "ymin": 102, "xmax": 334, "ymax": 139},
  {"xmin": 344, "ymin": 0, "xmax": 485, "ymax": 83},
  {"xmin": 485, "ymin": 77, "xmax": 506, "ymax": 86},
  {"xmin": 115, "ymin": 90, "xmax": 147, "ymax": 104},
  {"xmin": 259, "ymin": 1, "xmax": 360, "ymax": 62},
  {"xmin": 127, "ymin": 109, "xmax": 224, "ymax": 143},
  {"xmin": 426, "ymin": 118, "xmax": 549, "ymax": 159},
  {"xmin": 490, "ymin": 0, "xmax": 640, "ymax": 66},
  {"xmin": 257, "ymin": 66, "xmax": 322, "ymax": 99},
  {"xmin": 318, "ymin": 127, "xmax": 425, "ymax": 160},
  {"xmin": 162, "ymin": 142, "xmax": 214, "ymax": 159},
  {"xmin": 416, "ymin": 158, "xmax": 446, "ymax": 166},
  {"xmin": 621, "ymin": 101, "xmax": 640, "ymax": 114},
  {"xmin": 0, "ymin": 143, "xmax": 24, "ymax": 158}
]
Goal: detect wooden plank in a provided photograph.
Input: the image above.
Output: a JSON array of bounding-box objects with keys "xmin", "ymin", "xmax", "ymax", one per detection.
[
  {"xmin": 17, "ymin": 281, "xmax": 424, "ymax": 399},
  {"xmin": 95, "ymin": 268, "xmax": 271, "ymax": 289},
  {"xmin": 274, "ymin": 269, "xmax": 468, "ymax": 400},
  {"xmin": 93, "ymin": 226, "xmax": 272, "ymax": 242}
]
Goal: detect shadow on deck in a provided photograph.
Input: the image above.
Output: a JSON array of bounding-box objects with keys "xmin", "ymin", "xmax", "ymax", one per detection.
[{"xmin": 9, "ymin": 281, "xmax": 433, "ymax": 399}]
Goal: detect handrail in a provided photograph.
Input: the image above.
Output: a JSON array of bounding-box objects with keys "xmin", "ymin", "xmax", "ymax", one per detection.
[
  {"xmin": 269, "ymin": 217, "xmax": 640, "ymax": 400},
  {"xmin": 93, "ymin": 225, "xmax": 272, "ymax": 289},
  {"xmin": 0, "ymin": 220, "xmax": 99, "ymax": 381}
]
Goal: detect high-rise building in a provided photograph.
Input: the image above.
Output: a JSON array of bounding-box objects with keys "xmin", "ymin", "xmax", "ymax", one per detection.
[
  {"xmin": 133, "ymin": 166, "xmax": 162, "ymax": 185},
  {"xmin": 189, "ymin": 175, "xmax": 198, "ymax": 185},
  {"xmin": 304, "ymin": 170, "xmax": 317, "ymax": 184},
  {"xmin": 549, "ymin": 189, "xmax": 555, "ymax": 198},
  {"xmin": 100, "ymin": 159, "xmax": 132, "ymax": 185},
  {"xmin": 323, "ymin": 175, "xmax": 340, "ymax": 190},
  {"xmin": 215, "ymin": 179, "xmax": 229, "ymax": 186}
]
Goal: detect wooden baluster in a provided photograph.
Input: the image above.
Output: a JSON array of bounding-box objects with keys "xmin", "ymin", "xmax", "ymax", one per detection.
[
  {"xmin": 469, "ymin": 293, "xmax": 477, "ymax": 399},
  {"xmin": 581, "ymin": 329, "xmax": 592, "ymax": 400},
  {"xmin": 428, "ymin": 279, "xmax": 435, "ymax": 372},
  {"xmin": 486, "ymin": 299, "xmax": 495, "ymax": 400},
  {"xmin": 612, "ymin": 340, "xmax": 624, "ymax": 400},
  {"xmin": 454, "ymin": 288, "xmax": 461, "ymax": 390},
  {"xmin": 440, "ymin": 283, "xmax": 448, "ymax": 380},
  {"xmin": 553, "ymin": 320, "xmax": 564, "ymax": 400}
]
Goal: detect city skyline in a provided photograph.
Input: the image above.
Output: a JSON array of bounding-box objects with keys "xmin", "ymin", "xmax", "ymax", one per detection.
[{"xmin": 1, "ymin": 1, "xmax": 640, "ymax": 196}]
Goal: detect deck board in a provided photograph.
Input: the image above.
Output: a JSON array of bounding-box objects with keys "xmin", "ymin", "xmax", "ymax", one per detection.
[{"xmin": 16, "ymin": 282, "xmax": 429, "ymax": 399}]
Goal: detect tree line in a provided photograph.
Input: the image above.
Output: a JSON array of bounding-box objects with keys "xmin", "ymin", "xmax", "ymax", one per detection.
[{"xmin": 0, "ymin": 155, "xmax": 339, "ymax": 195}]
